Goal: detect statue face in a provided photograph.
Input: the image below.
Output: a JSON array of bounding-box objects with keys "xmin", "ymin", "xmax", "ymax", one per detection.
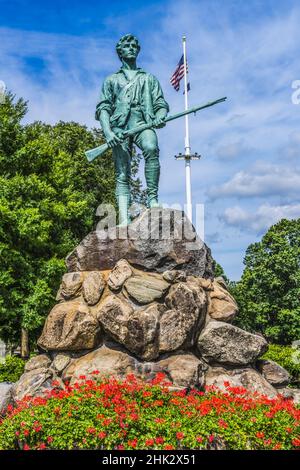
[{"xmin": 119, "ymin": 38, "xmax": 139, "ymax": 61}]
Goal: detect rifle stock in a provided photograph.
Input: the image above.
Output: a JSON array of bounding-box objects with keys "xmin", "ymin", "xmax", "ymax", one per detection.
[
  {"xmin": 85, "ymin": 97, "xmax": 227, "ymax": 162},
  {"xmin": 85, "ymin": 143, "xmax": 109, "ymax": 162}
]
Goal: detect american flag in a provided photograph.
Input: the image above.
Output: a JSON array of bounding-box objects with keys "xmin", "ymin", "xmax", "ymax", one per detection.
[{"xmin": 170, "ymin": 54, "xmax": 188, "ymax": 91}]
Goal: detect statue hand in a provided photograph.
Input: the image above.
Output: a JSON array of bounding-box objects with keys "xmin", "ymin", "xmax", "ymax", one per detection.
[
  {"xmin": 105, "ymin": 131, "xmax": 123, "ymax": 148},
  {"xmin": 152, "ymin": 117, "xmax": 166, "ymax": 129}
]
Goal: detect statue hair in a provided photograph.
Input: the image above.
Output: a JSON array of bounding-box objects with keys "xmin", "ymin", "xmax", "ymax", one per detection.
[{"xmin": 116, "ymin": 34, "xmax": 140, "ymax": 59}]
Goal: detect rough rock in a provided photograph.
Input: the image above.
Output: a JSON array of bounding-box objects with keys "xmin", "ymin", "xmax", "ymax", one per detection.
[
  {"xmin": 63, "ymin": 344, "xmax": 206, "ymax": 389},
  {"xmin": 24, "ymin": 354, "xmax": 51, "ymax": 372},
  {"xmin": 205, "ymin": 366, "xmax": 278, "ymax": 397},
  {"xmin": 66, "ymin": 208, "xmax": 214, "ymax": 278},
  {"xmin": 38, "ymin": 300, "xmax": 101, "ymax": 351},
  {"xmin": 256, "ymin": 359, "xmax": 291, "ymax": 387},
  {"xmin": 96, "ymin": 295, "xmax": 133, "ymax": 344},
  {"xmin": 124, "ymin": 273, "xmax": 170, "ymax": 304},
  {"xmin": 197, "ymin": 278, "xmax": 214, "ymax": 291},
  {"xmin": 197, "ymin": 321, "xmax": 268, "ymax": 366},
  {"xmin": 0, "ymin": 383, "xmax": 13, "ymax": 414},
  {"xmin": 126, "ymin": 304, "xmax": 162, "ymax": 360},
  {"xmin": 63, "ymin": 344, "xmax": 138, "ymax": 384},
  {"xmin": 12, "ymin": 367, "xmax": 53, "ymax": 402},
  {"xmin": 162, "ymin": 270, "xmax": 187, "ymax": 283},
  {"xmin": 159, "ymin": 282, "xmax": 206, "ymax": 352},
  {"xmin": 157, "ymin": 353, "xmax": 208, "ymax": 389},
  {"xmin": 51, "ymin": 354, "xmax": 72, "ymax": 374},
  {"xmin": 82, "ymin": 271, "xmax": 105, "ymax": 305},
  {"xmin": 208, "ymin": 280, "xmax": 238, "ymax": 322},
  {"xmin": 56, "ymin": 272, "xmax": 83, "ymax": 301},
  {"xmin": 108, "ymin": 259, "xmax": 132, "ymax": 291}
]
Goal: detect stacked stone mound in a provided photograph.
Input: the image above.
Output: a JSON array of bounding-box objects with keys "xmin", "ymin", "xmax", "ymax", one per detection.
[{"xmin": 9, "ymin": 209, "xmax": 296, "ymax": 404}]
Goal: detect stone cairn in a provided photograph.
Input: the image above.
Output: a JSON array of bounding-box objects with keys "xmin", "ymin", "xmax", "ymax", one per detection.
[{"xmin": 10, "ymin": 209, "xmax": 296, "ymax": 404}]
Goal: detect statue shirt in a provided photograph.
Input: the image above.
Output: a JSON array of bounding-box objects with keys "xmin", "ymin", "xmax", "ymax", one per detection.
[{"xmin": 95, "ymin": 67, "xmax": 169, "ymax": 129}]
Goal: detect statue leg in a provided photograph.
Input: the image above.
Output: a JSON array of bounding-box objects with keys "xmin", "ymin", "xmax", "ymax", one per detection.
[
  {"xmin": 134, "ymin": 129, "xmax": 160, "ymax": 208},
  {"xmin": 112, "ymin": 143, "xmax": 132, "ymax": 226}
]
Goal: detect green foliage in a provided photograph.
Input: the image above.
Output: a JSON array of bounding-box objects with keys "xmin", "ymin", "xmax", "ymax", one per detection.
[
  {"xmin": 213, "ymin": 262, "xmax": 230, "ymax": 285},
  {"xmin": 0, "ymin": 92, "xmax": 144, "ymax": 347},
  {"xmin": 231, "ymin": 219, "xmax": 300, "ymax": 344},
  {"xmin": 262, "ymin": 344, "xmax": 300, "ymax": 383},
  {"xmin": 0, "ymin": 356, "xmax": 25, "ymax": 383},
  {"xmin": 0, "ymin": 375, "xmax": 299, "ymax": 450}
]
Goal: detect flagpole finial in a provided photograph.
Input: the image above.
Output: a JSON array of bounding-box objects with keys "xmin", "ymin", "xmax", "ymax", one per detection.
[{"xmin": 182, "ymin": 35, "xmax": 186, "ymax": 41}]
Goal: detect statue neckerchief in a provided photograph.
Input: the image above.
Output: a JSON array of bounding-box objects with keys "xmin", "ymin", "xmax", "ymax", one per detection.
[{"xmin": 95, "ymin": 34, "xmax": 169, "ymax": 226}]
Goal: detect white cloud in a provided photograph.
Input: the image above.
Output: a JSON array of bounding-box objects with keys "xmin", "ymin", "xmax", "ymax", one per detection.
[
  {"xmin": 209, "ymin": 163, "xmax": 300, "ymax": 199},
  {"xmin": 222, "ymin": 203, "xmax": 300, "ymax": 234}
]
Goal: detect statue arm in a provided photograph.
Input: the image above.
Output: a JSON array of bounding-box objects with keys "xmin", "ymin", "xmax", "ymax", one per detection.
[
  {"xmin": 150, "ymin": 75, "xmax": 169, "ymax": 127},
  {"xmin": 151, "ymin": 75, "xmax": 170, "ymax": 116},
  {"xmin": 96, "ymin": 78, "xmax": 122, "ymax": 148}
]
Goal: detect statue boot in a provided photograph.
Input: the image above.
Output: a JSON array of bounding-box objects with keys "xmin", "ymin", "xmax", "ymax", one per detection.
[{"xmin": 144, "ymin": 149, "xmax": 161, "ymax": 208}]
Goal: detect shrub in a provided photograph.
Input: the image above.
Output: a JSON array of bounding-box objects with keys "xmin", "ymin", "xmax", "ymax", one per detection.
[
  {"xmin": 262, "ymin": 344, "xmax": 300, "ymax": 383},
  {"xmin": 0, "ymin": 355, "xmax": 25, "ymax": 383},
  {"xmin": 0, "ymin": 374, "xmax": 299, "ymax": 450}
]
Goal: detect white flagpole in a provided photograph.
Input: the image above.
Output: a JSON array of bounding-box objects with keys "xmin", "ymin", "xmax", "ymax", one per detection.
[{"xmin": 182, "ymin": 36, "xmax": 192, "ymax": 222}]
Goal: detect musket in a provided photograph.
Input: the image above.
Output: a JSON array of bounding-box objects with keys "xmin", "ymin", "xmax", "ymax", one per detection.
[{"xmin": 85, "ymin": 97, "xmax": 227, "ymax": 162}]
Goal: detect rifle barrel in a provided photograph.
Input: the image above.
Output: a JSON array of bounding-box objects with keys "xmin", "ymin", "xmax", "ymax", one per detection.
[{"xmin": 85, "ymin": 97, "xmax": 227, "ymax": 162}]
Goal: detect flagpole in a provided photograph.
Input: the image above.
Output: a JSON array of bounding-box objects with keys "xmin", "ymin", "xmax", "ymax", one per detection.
[{"xmin": 182, "ymin": 36, "xmax": 192, "ymax": 222}]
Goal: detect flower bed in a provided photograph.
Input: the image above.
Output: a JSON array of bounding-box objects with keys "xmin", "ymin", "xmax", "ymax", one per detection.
[{"xmin": 0, "ymin": 373, "xmax": 299, "ymax": 450}]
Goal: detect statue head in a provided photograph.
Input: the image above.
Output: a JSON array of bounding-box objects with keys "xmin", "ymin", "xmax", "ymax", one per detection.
[{"xmin": 116, "ymin": 34, "xmax": 141, "ymax": 62}]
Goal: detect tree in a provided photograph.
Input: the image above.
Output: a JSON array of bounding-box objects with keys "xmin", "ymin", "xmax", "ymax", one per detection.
[
  {"xmin": 0, "ymin": 92, "xmax": 144, "ymax": 352},
  {"xmin": 232, "ymin": 219, "xmax": 300, "ymax": 344}
]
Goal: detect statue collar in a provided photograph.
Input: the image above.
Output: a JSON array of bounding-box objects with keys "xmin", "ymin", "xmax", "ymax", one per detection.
[{"xmin": 118, "ymin": 67, "xmax": 146, "ymax": 75}]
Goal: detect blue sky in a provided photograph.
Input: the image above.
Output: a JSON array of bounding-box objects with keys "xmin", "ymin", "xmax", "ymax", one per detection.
[{"xmin": 1, "ymin": 0, "xmax": 300, "ymax": 280}]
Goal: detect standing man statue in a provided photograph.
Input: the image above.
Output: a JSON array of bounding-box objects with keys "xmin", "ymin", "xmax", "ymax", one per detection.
[{"xmin": 95, "ymin": 34, "xmax": 169, "ymax": 226}]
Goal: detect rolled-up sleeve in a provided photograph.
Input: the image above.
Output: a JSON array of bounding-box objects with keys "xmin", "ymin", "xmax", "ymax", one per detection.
[
  {"xmin": 151, "ymin": 75, "xmax": 169, "ymax": 114},
  {"xmin": 95, "ymin": 78, "xmax": 113, "ymax": 121}
]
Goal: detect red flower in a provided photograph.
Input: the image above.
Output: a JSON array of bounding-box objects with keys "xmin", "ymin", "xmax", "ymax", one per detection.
[
  {"xmin": 91, "ymin": 370, "xmax": 100, "ymax": 375},
  {"xmin": 79, "ymin": 375, "xmax": 86, "ymax": 380},
  {"xmin": 103, "ymin": 418, "xmax": 112, "ymax": 426},
  {"xmin": 292, "ymin": 438, "xmax": 300, "ymax": 447},
  {"xmin": 87, "ymin": 427, "xmax": 96, "ymax": 434},
  {"xmin": 164, "ymin": 445, "xmax": 174, "ymax": 450},
  {"xmin": 117, "ymin": 445, "xmax": 125, "ymax": 450},
  {"xmin": 256, "ymin": 432, "xmax": 264, "ymax": 439},
  {"xmin": 155, "ymin": 437, "xmax": 164, "ymax": 445},
  {"xmin": 128, "ymin": 439, "xmax": 138, "ymax": 448},
  {"xmin": 38, "ymin": 443, "xmax": 46, "ymax": 450},
  {"xmin": 15, "ymin": 431, "xmax": 20, "ymax": 437},
  {"xmin": 263, "ymin": 439, "xmax": 272, "ymax": 446},
  {"xmin": 153, "ymin": 400, "xmax": 163, "ymax": 407},
  {"xmin": 176, "ymin": 432, "xmax": 184, "ymax": 440},
  {"xmin": 218, "ymin": 419, "xmax": 228, "ymax": 429},
  {"xmin": 286, "ymin": 427, "xmax": 292, "ymax": 433},
  {"xmin": 53, "ymin": 406, "xmax": 61, "ymax": 415},
  {"xmin": 154, "ymin": 418, "xmax": 165, "ymax": 424},
  {"xmin": 98, "ymin": 431, "xmax": 106, "ymax": 439},
  {"xmin": 23, "ymin": 429, "xmax": 30, "ymax": 437},
  {"xmin": 196, "ymin": 437, "xmax": 203, "ymax": 443},
  {"xmin": 47, "ymin": 436, "xmax": 53, "ymax": 443},
  {"xmin": 23, "ymin": 444, "xmax": 30, "ymax": 451},
  {"xmin": 145, "ymin": 439, "xmax": 154, "ymax": 446},
  {"xmin": 208, "ymin": 435, "xmax": 214, "ymax": 443}
]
